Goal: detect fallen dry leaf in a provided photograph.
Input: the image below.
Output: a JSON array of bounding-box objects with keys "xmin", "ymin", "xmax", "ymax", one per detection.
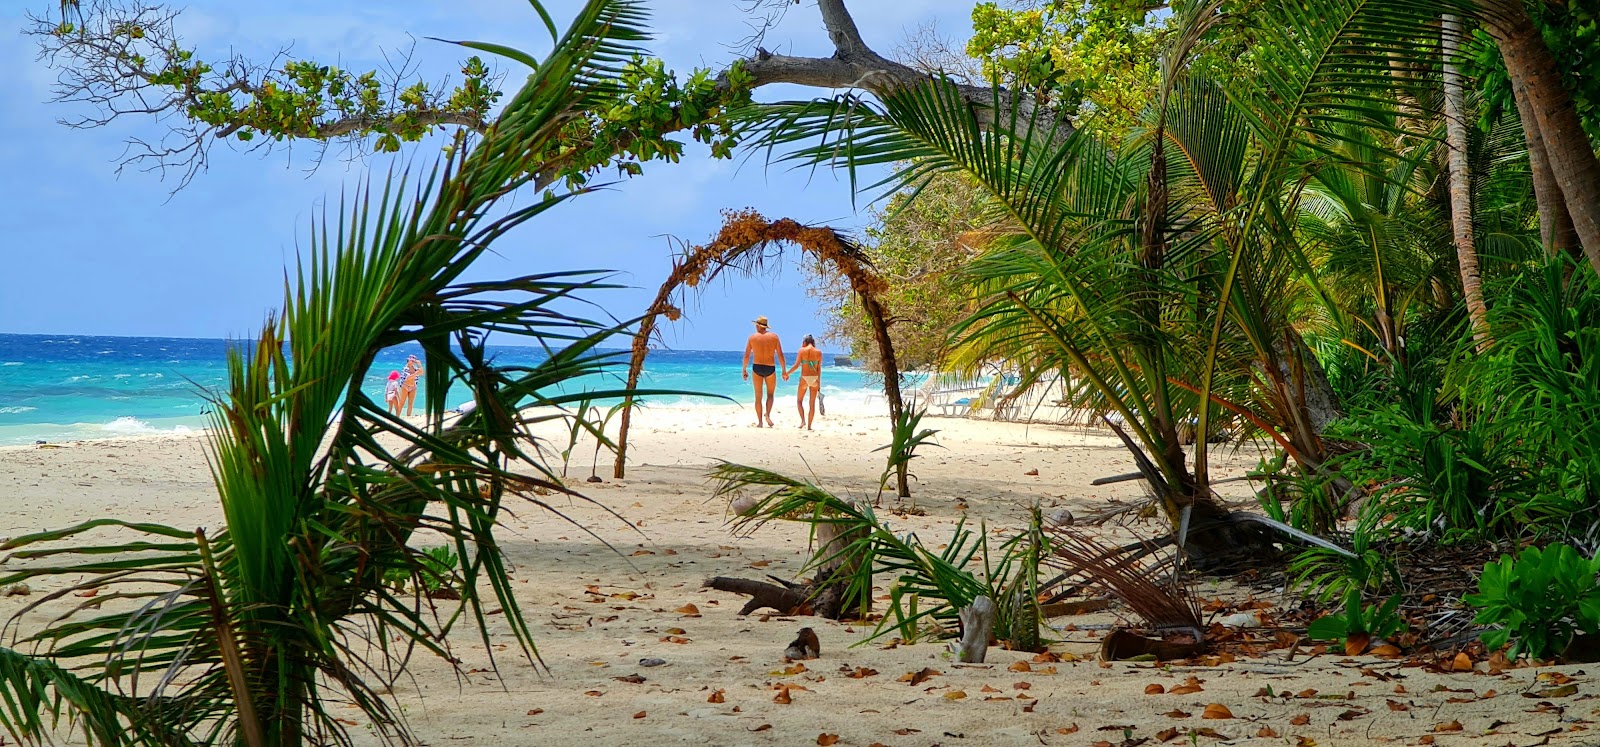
[
  {"xmin": 817, "ymin": 734, "xmax": 840, "ymax": 746},
  {"xmin": 525, "ymin": 708, "xmax": 543, "ymax": 716},
  {"xmin": 1201, "ymin": 703, "xmax": 1234, "ymax": 720},
  {"xmin": 707, "ymin": 689, "xmax": 725, "ymax": 704},
  {"xmin": 583, "ymin": 690, "xmax": 603, "ymax": 697},
  {"xmin": 1010, "ymin": 661, "xmax": 1032, "ymax": 672},
  {"xmin": 1290, "ymin": 713, "xmax": 1310, "ymax": 726},
  {"xmin": 1531, "ymin": 684, "xmax": 1580, "ymax": 698},
  {"xmin": 1371, "ymin": 644, "xmax": 1402, "ymax": 657},
  {"xmin": 1386, "ymin": 699, "xmax": 1409, "ymax": 712},
  {"xmin": 659, "ymin": 635, "xmax": 690, "ymax": 644},
  {"xmin": 892, "ymin": 728, "xmax": 920, "ymax": 736},
  {"xmin": 750, "ymin": 724, "xmax": 772, "ymax": 732},
  {"xmin": 1433, "ymin": 720, "xmax": 1463, "ymax": 732},
  {"xmin": 1418, "ymin": 737, "xmax": 1434, "ymax": 745},
  {"xmin": 1452, "ymin": 652, "xmax": 1473, "ymax": 671},
  {"xmin": 898, "ymin": 667, "xmax": 940, "ymax": 686},
  {"xmin": 1057, "ymin": 724, "xmax": 1080, "ymax": 734},
  {"xmin": 1156, "ymin": 727, "xmax": 1180, "ymax": 742},
  {"xmin": 1170, "ymin": 676, "xmax": 1206, "ymax": 695},
  {"xmin": 1013, "ymin": 681, "xmax": 1032, "ymax": 690},
  {"xmin": 1345, "ymin": 632, "xmax": 1371, "ymax": 656},
  {"xmin": 675, "ymin": 603, "xmax": 700, "ymax": 615},
  {"xmin": 1145, "ymin": 683, "xmax": 1166, "ymax": 695},
  {"xmin": 1161, "ymin": 709, "xmax": 1191, "ymax": 718},
  {"xmin": 773, "ymin": 687, "xmax": 792, "ymax": 705},
  {"xmin": 613, "ymin": 674, "xmax": 645, "ymax": 684},
  {"xmin": 632, "ymin": 711, "xmax": 646, "ymax": 719},
  {"xmin": 1257, "ymin": 726, "xmax": 1280, "ymax": 738},
  {"xmin": 1296, "ymin": 688, "xmax": 1318, "ymax": 698},
  {"xmin": 1034, "ymin": 651, "xmax": 1062, "ymax": 663},
  {"xmin": 943, "ymin": 690, "xmax": 967, "ymax": 700},
  {"xmin": 981, "ymin": 685, "xmax": 1001, "ymax": 693},
  {"xmin": 847, "ymin": 666, "xmax": 879, "ymax": 679}
]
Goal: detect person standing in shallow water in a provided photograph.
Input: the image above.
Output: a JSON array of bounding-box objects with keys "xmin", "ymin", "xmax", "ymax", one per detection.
[
  {"xmin": 742, "ymin": 316, "xmax": 787, "ymax": 428},
  {"xmin": 787, "ymin": 335, "xmax": 823, "ymax": 430}
]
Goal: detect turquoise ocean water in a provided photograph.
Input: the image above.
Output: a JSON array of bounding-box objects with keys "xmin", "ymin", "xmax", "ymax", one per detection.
[{"xmin": 0, "ymin": 334, "xmax": 883, "ymax": 446}]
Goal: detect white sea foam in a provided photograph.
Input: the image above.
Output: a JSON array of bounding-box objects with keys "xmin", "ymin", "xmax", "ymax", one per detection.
[
  {"xmin": 113, "ymin": 373, "xmax": 132, "ymax": 379},
  {"xmin": 67, "ymin": 375, "xmax": 95, "ymax": 382},
  {"xmin": 0, "ymin": 406, "xmax": 38, "ymax": 414},
  {"xmin": 101, "ymin": 416, "xmax": 162, "ymax": 434},
  {"xmin": 139, "ymin": 373, "xmax": 164, "ymax": 379},
  {"xmin": 2, "ymin": 362, "xmax": 22, "ymax": 367}
]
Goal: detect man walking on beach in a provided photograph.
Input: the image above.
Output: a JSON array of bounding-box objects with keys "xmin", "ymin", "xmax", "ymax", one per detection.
[{"xmin": 742, "ymin": 316, "xmax": 787, "ymax": 428}]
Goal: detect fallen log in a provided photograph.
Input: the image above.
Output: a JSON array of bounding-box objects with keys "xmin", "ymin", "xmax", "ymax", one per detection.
[{"xmin": 703, "ymin": 576, "xmax": 810, "ymax": 616}]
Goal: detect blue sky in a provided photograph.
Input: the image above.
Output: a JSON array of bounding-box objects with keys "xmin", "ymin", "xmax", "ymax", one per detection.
[{"xmin": 0, "ymin": 0, "xmax": 976, "ymax": 351}]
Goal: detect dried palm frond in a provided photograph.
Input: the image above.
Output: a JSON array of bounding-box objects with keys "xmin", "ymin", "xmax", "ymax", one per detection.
[{"xmin": 1044, "ymin": 528, "xmax": 1202, "ymax": 638}]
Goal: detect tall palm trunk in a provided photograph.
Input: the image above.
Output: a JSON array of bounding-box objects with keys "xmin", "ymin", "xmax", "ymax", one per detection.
[
  {"xmin": 1442, "ymin": 14, "xmax": 1491, "ymax": 348},
  {"xmin": 1485, "ymin": 0, "xmax": 1600, "ymax": 273},
  {"xmin": 1508, "ymin": 67, "xmax": 1580, "ymax": 256}
]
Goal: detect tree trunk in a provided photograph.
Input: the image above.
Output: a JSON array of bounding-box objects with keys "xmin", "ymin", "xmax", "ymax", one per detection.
[
  {"xmin": 1486, "ymin": 0, "xmax": 1600, "ymax": 274},
  {"xmin": 1443, "ymin": 14, "xmax": 1492, "ymax": 348},
  {"xmin": 957, "ymin": 596, "xmax": 997, "ymax": 663},
  {"xmin": 1507, "ymin": 57, "xmax": 1580, "ymax": 257},
  {"xmin": 811, "ymin": 518, "xmax": 870, "ymax": 619}
]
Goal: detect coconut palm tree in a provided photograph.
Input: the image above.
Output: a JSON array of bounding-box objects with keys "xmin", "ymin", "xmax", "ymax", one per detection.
[
  {"xmin": 747, "ymin": 0, "xmax": 1477, "ymax": 555},
  {"xmin": 0, "ymin": 2, "xmax": 665, "ymax": 745}
]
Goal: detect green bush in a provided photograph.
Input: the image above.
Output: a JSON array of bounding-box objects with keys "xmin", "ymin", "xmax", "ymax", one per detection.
[
  {"xmin": 384, "ymin": 546, "xmax": 462, "ymax": 594},
  {"xmin": 1464, "ymin": 543, "xmax": 1600, "ymax": 659},
  {"xmin": 1289, "ymin": 517, "xmax": 1399, "ymax": 603},
  {"xmin": 1306, "ymin": 587, "xmax": 1406, "ymax": 646}
]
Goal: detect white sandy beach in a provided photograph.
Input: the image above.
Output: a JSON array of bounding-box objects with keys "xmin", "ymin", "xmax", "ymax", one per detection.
[{"xmin": 0, "ymin": 403, "xmax": 1590, "ymax": 746}]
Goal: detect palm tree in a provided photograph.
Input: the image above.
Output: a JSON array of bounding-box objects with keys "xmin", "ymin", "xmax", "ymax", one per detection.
[
  {"xmin": 1443, "ymin": 14, "xmax": 1491, "ymax": 347},
  {"xmin": 0, "ymin": 2, "xmax": 661, "ymax": 745},
  {"xmin": 748, "ymin": 0, "xmax": 1468, "ymax": 553}
]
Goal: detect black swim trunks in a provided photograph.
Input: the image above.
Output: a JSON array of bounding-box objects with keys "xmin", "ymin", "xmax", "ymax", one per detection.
[{"xmin": 751, "ymin": 364, "xmax": 776, "ymax": 377}]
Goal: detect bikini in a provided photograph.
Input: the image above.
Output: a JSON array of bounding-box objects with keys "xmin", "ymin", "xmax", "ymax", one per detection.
[{"xmin": 799, "ymin": 358, "xmax": 820, "ymax": 390}]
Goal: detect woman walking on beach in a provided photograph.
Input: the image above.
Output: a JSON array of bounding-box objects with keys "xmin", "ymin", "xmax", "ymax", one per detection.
[{"xmin": 787, "ymin": 335, "xmax": 823, "ymax": 430}]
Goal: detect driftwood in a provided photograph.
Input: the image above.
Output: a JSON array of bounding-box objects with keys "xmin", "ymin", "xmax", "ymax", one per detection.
[
  {"xmin": 703, "ymin": 576, "xmax": 809, "ymax": 616},
  {"xmin": 702, "ymin": 512, "xmax": 871, "ymax": 620},
  {"xmin": 957, "ymin": 596, "xmax": 997, "ymax": 663}
]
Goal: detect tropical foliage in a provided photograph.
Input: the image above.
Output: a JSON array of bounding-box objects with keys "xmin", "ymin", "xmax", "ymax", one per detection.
[{"xmin": 0, "ymin": 2, "xmax": 674, "ymax": 744}]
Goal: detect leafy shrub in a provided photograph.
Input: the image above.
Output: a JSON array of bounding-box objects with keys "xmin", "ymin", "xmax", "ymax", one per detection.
[
  {"xmin": 384, "ymin": 546, "xmax": 462, "ymax": 595},
  {"xmin": 875, "ymin": 407, "xmax": 940, "ymax": 500},
  {"xmin": 1289, "ymin": 517, "xmax": 1399, "ymax": 603},
  {"xmin": 1464, "ymin": 543, "xmax": 1600, "ymax": 659},
  {"xmin": 1326, "ymin": 401, "xmax": 1519, "ymax": 542},
  {"xmin": 1306, "ymin": 588, "xmax": 1406, "ymax": 648},
  {"xmin": 1461, "ymin": 258, "xmax": 1600, "ymax": 538}
]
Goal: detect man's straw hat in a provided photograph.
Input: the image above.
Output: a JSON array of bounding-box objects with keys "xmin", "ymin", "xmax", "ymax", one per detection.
[{"xmin": 753, "ymin": 315, "xmax": 770, "ymax": 327}]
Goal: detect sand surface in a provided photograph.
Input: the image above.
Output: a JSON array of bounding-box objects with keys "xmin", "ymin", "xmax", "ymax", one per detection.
[{"xmin": 0, "ymin": 403, "xmax": 1591, "ymax": 746}]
